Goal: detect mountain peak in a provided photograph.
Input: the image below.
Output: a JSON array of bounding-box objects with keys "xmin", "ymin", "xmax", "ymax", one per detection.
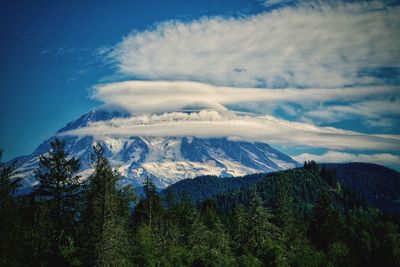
[
  {"xmin": 12, "ymin": 109, "xmax": 300, "ymax": 191},
  {"xmin": 57, "ymin": 107, "xmax": 131, "ymax": 133}
]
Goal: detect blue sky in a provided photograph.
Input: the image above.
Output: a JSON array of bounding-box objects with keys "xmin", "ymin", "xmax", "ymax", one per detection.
[
  {"xmin": 1, "ymin": 0, "xmax": 399, "ymax": 169},
  {"xmin": 0, "ymin": 0, "xmax": 261, "ymax": 159}
]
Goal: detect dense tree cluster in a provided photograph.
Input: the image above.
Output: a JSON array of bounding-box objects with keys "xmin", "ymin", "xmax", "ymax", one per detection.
[
  {"xmin": 0, "ymin": 141, "xmax": 399, "ymax": 266},
  {"xmin": 324, "ymin": 162, "xmax": 400, "ymax": 213}
]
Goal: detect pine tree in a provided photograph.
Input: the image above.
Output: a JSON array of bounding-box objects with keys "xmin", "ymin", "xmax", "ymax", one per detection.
[
  {"xmin": 0, "ymin": 149, "xmax": 23, "ymax": 266},
  {"xmin": 274, "ymin": 174, "xmax": 323, "ymax": 267},
  {"xmin": 320, "ymin": 166, "xmax": 337, "ymax": 188},
  {"xmin": 34, "ymin": 138, "xmax": 81, "ymax": 265},
  {"xmin": 304, "ymin": 160, "xmax": 319, "ymax": 172},
  {"xmin": 275, "ymin": 174, "xmax": 296, "ymax": 236},
  {"xmin": 142, "ymin": 176, "xmax": 164, "ymax": 229},
  {"xmin": 35, "ymin": 138, "xmax": 80, "ymax": 222},
  {"xmin": 0, "ymin": 149, "xmax": 20, "ymax": 206},
  {"xmin": 132, "ymin": 224, "xmax": 159, "ymax": 266},
  {"xmin": 165, "ymin": 186, "xmax": 176, "ymax": 209},
  {"xmin": 274, "ymin": 174, "xmax": 295, "ymax": 264},
  {"xmin": 190, "ymin": 204, "xmax": 235, "ymax": 267},
  {"xmin": 191, "ymin": 223, "xmax": 235, "ymax": 266},
  {"xmin": 309, "ymin": 191, "xmax": 343, "ymax": 251},
  {"xmin": 233, "ymin": 192, "xmax": 286, "ymax": 266},
  {"xmin": 81, "ymin": 144, "xmax": 132, "ymax": 266},
  {"xmin": 177, "ymin": 192, "xmax": 197, "ymax": 245}
]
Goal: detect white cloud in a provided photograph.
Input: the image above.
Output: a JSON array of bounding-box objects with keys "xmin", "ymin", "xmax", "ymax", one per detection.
[
  {"xmin": 110, "ymin": 2, "xmax": 400, "ymax": 88},
  {"xmin": 73, "ymin": 80, "xmax": 400, "ymax": 152},
  {"xmin": 79, "ymin": 2, "xmax": 400, "ymax": 158},
  {"xmin": 61, "ymin": 110, "xmax": 400, "ymax": 151},
  {"xmin": 262, "ymin": 0, "xmax": 294, "ymax": 7},
  {"xmin": 302, "ymin": 99, "xmax": 400, "ymax": 125},
  {"xmin": 293, "ymin": 151, "xmax": 400, "ymax": 167},
  {"xmin": 93, "ymin": 80, "xmax": 399, "ymax": 114}
]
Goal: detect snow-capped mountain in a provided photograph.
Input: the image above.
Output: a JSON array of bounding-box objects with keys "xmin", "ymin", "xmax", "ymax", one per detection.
[{"xmin": 10, "ymin": 109, "xmax": 300, "ymax": 190}]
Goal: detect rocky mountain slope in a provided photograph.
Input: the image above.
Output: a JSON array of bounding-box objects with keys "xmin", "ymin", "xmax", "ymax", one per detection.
[{"xmin": 10, "ymin": 108, "xmax": 299, "ymax": 190}]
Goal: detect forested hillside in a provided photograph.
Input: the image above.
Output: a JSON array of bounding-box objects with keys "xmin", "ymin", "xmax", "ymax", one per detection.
[
  {"xmin": 165, "ymin": 162, "xmax": 400, "ymax": 214},
  {"xmin": 324, "ymin": 163, "xmax": 400, "ymax": 213},
  {"xmin": 160, "ymin": 173, "xmax": 265, "ymax": 203},
  {"xmin": 0, "ymin": 140, "xmax": 399, "ymax": 266}
]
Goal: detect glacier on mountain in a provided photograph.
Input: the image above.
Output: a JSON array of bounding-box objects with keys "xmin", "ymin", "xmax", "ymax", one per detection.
[{"xmin": 10, "ymin": 108, "xmax": 299, "ymax": 190}]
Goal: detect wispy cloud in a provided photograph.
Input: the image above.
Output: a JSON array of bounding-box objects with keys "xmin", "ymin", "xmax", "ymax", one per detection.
[
  {"xmin": 261, "ymin": 0, "xmax": 296, "ymax": 8},
  {"xmin": 300, "ymin": 99, "xmax": 400, "ymax": 127},
  {"xmin": 110, "ymin": 1, "xmax": 400, "ymax": 88}
]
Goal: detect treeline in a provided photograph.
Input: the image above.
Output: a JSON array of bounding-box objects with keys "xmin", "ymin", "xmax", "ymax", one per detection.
[{"xmin": 0, "ymin": 139, "xmax": 399, "ymax": 266}]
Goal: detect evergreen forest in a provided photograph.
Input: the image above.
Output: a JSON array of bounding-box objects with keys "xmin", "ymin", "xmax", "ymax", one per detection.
[{"xmin": 1, "ymin": 139, "xmax": 399, "ymax": 266}]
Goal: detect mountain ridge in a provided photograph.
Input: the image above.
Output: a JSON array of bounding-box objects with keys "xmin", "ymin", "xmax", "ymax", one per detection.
[
  {"xmin": 10, "ymin": 108, "xmax": 300, "ymax": 191},
  {"xmin": 163, "ymin": 162, "xmax": 400, "ymax": 213}
]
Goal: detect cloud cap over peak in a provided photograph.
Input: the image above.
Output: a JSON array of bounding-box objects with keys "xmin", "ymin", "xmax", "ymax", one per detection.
[
  {"xmin": 61, "ymin": 109, "xmax": 400, "ymax": 152},
  {"xmin": 93, "ymin": 80, "xmax": 399, "ymax": 114}
]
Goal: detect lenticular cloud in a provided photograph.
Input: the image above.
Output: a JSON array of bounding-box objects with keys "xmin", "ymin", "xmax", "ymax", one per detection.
[
  {"xmin": 59, "ymin": 80, "xmax": 400, "ymax": 151},
  {"xmin": 92, "ymin": 80, "xmax": 400, "ymax": 114},
  {"xmin": 63, "ymin": 1, "xmax": 400, "ymax": 165},
  {"xmin": 62, "ymin": 109, "xmax": 400, "ymax": 151}
]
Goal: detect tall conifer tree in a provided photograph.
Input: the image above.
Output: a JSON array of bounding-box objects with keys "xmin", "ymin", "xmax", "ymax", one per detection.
[
  {"xmin": 34, "ymin": 138, "xmax": 81, "ymax": 265},
  {"xmin": 81, "ymin": 144, "xmax": 132, "ymax": 266},
  {"xmin": 0, "ymin": 149, "xmax": 23, "ymax": 266}
]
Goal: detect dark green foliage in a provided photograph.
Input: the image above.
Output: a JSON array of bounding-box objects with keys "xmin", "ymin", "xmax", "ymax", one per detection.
[
  {"xmin": 189, "ymin": 211, "xmax": 235, "ymax": 267},
  {"xmin": 215, "ymin": 168, "xmax": 329, "ymax": 215},
  {"xmin": 164, "ymin": 163, "xmax": 400, "ymax": 214},
  {"xmin": 0, "ymin": 150, "xmax": 24, "ymax": 266},
  {"xmin": 273, "ymin": 173, "xmax": 320, "ymax": 266},
  {"xmin": 232, "ymin": 194, "xmax": 286, "ymax": 266},
  {"xmin": 1, "ymin": 144, "xmax": 399, "ymax": 266},
  {"xmin": 131, "ymin": 176, "xmax": 165, "ymax": 230},
  {"xmin": 324, "ymin": 162, "xmax": 400, "ymax": 213},
  {"xmin": 34, "ymin": 138, "xmax": 82, "ymax": 265},
  {"xmin": 303, "ymin": 160, "xmax": 319, "ymax": 172},
  {"xmin": 309, "ymin": 192, "xmax": 344, "ymax": 251},
  {"xmin": 320, "ymin": 166, "xmax": 337, "ymax": 188},
  {"xmin": 162, "ymin": 173, "xmax": 265, "ymax": 203},
  {"xmin": 202, "ymin": 164, "xmax": 400, "ymax": 266},
  {"xmin": 80, "ymin": 144, "xmax": 134, "ymax": 266}
]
